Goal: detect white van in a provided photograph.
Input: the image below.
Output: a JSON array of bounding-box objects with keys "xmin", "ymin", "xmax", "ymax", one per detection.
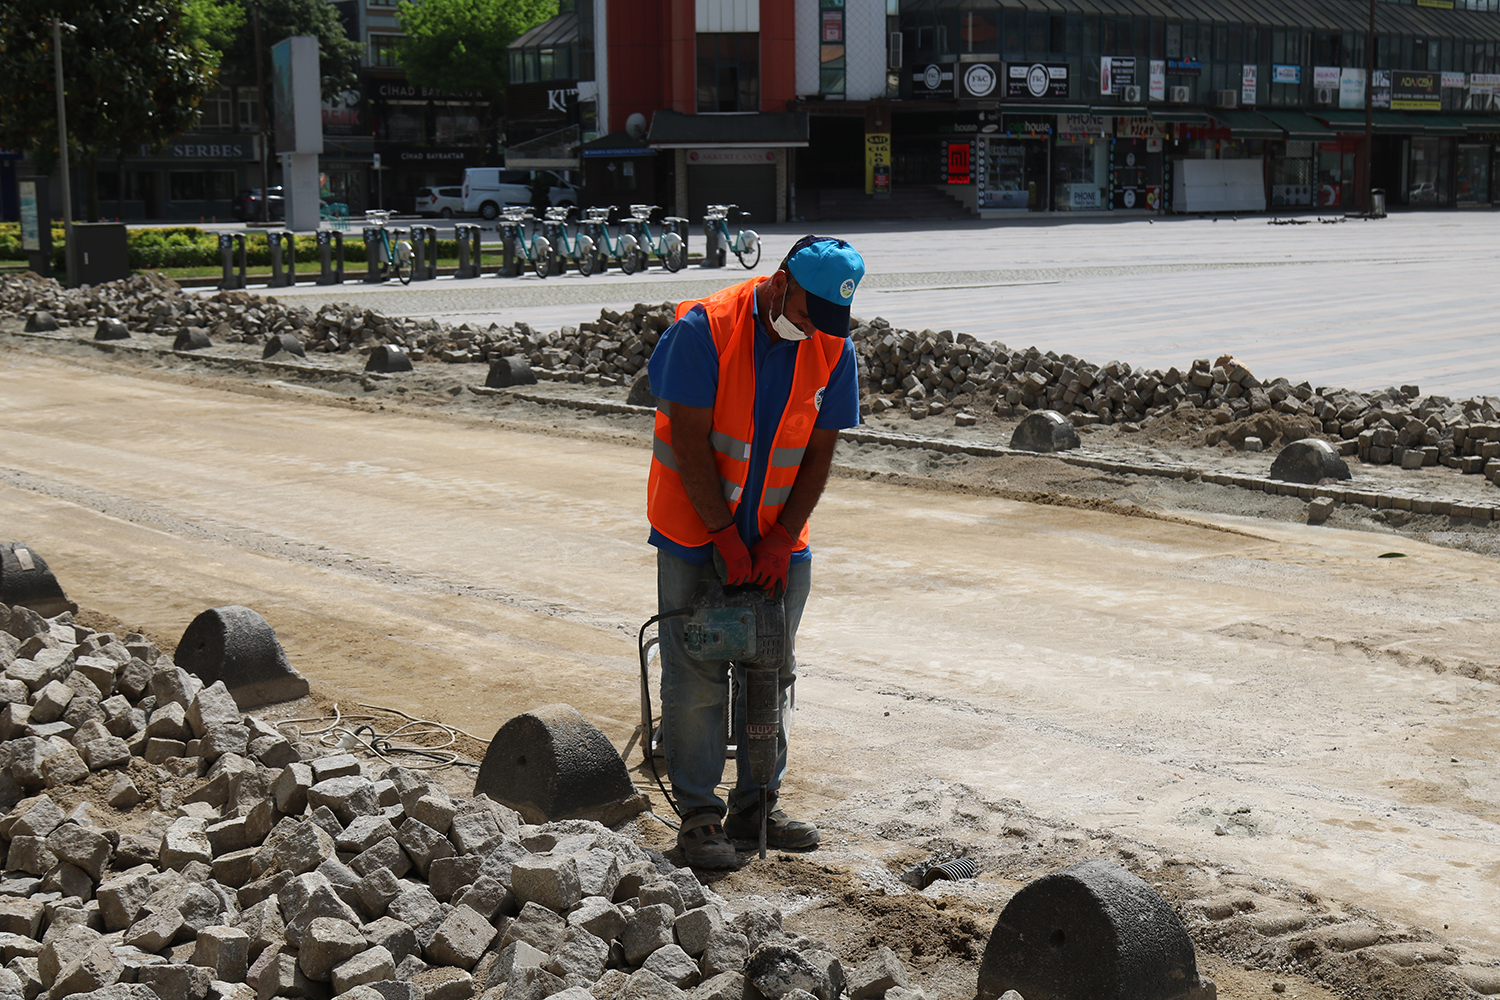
[{"xmin": 461, "ymin": 168, "xmax": 579, "ymax": 220}]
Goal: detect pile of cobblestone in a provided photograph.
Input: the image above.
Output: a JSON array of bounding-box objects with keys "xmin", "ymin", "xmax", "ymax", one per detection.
[
  {"xmin": 5, "ymin": 272, "xmax": 1500, "ymax": 488},
  {"xmin": 0, "ymin": 598, "xmax": 924, "ymax": 1000}
]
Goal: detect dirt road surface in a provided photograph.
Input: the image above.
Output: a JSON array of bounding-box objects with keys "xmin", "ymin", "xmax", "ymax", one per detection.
[{"xmin": 3, "ymin": 339, "xmax": 1500, "ymax": 997}]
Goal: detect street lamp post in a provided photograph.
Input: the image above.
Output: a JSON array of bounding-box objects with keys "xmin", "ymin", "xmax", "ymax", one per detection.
[
  {"xmin": 1362, "ymin": 0, "xmax": 1375, "ymax": 213},
  {"xmin": 254, "ymin": 1, "xmax": 270, "ymax": 225},
  {"xmin": 52, "ymin": 18, "xmax": 76, "ymax": 286}
]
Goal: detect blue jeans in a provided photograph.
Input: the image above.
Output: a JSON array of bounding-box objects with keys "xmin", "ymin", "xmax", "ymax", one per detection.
[{"xmin": 656, "ymin": 549, "xmax": 811, "ymax": 816}]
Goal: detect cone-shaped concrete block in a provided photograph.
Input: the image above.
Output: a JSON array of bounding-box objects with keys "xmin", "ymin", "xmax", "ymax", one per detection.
[
  {"xmin": 175, "ymin": 328, "xmax": 212, "ymax": 351},
  {"xmin": 25, "ymin": 311, "xmax": 59, "ymax": 332},
  {"xmin": 263, "ymin": 334, "xmax": 306, "ymax": 360},
  {"xmin": 485, "ymin": 355, "xmax": 537, "ymax": 389},
  {"xmin": 366, "ymin": 345, "xmax": 413, "ymax": 373},
  {"xmin": 475, "ymin": 703, "xmax": 648, "ymax": 826},
  {"xmin": 977, "ymin": 860, "xmax": 1215, "ymax": 1000},
  {"xmin": 95, "ymin": 318, "xmax": 130, "ymax": 340},
  {"xmin": 1269, "ymin": 438, "xmax": 1351, "ymax": 484},
  {"xmin": 627, "ymin": 373, "xmax": 655, "ymax": 407},
  {"xmin": 175, "ymin": 605, "xmax": 309, "ymax": 709},
  {"xmin": 1010, "ymin": 410, "xmax": 1080, "ymax": 453},
  {"xmin": 0, "ymin": 543, "xmax": 77, "ymax": 618}
]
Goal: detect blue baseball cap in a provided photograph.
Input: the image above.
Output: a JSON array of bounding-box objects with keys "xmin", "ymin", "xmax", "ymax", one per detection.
[{"xmin": 780, "ymin": 235, "xmax": 865, "ymax": 337}]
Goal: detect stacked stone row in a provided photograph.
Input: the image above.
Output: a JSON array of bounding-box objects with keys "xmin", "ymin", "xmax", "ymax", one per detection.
[
  {"xmin": 0, "ymin": 599, "xmax": 924, "ymax": 1000},
  {"xmin": 7, "ymin": 272, "xmax": 1500, "ymax": 486}
]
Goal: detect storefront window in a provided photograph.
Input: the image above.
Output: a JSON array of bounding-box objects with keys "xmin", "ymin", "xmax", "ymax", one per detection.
[
  {"xmin": 1053, "ymin": 138, "xmax": 1108, "ymax": 210},
  {"xmin": 1111, "ymin": 137, "xmax": 1163, "ymax": 209},
  {"xmin": 1456, "ymin": 144, "xmax": 1489, "ymax": 204},
  {"xmin": 976, "ymin": 137, "xmax": 1046, "ymax": 210},
  {"xmin": 1317, "ymin": 143, "xmax": 1354, "ymax": 208},
  {"xmin": 1270, "ymin": 141, "xmax": 1314, "ymax": 206},
  {"xmin": 1408, "ymin": 137, "xmax": 1450, "ymax": 204},
  {"xmin": 168, "ymin": 170, "xmax": 236, "ymax": 203}
]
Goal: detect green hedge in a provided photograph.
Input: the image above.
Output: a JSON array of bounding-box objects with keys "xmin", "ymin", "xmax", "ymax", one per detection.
[{"xmin": 0, "ymin": 223, "xmax": 459, "ymax": 273}]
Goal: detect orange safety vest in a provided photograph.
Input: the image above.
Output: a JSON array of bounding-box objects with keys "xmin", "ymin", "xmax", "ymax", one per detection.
[{"xmin": 647, "ymin": 277, "xmax": 845, "ymax": 549}]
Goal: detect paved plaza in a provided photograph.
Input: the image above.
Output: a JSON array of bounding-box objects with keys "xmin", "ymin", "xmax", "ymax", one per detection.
[{"xmin": 251, "ymin": 212, "xmax": 1500, "ymax": 398}]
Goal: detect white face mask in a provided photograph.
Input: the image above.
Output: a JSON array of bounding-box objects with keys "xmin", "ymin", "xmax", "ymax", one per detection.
[{"xmin": 770, "ymin": 281, "xmax": 808, "ymax": 341}]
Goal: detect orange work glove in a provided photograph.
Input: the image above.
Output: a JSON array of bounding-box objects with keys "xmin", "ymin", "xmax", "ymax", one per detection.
[
  {"xmin": 707, "ymin": 523, "xmax": 753, "ymax": 586},
  {"xmin": 749, "ymin": 523, "xmax": 797, "ymax": 595}
]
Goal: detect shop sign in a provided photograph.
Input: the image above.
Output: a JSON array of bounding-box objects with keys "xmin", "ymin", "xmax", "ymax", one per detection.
[
  {"xmin": 1314, "ymin": 66, "xmax": 1342, "ymax": 90},
  {"xmin": 1007, "ymin": 62, "xmax": 1068, "ymax": 100},
  {"xmin": 370, "ymin": 79, "xmax": 485, "ymax": 102},
  {"xmin": 1116, "ymin": 116, "xmax": 1164, "ymax": 139},
  {"xmin": 960, "ymin": 63, "xmax": 1000, "ymax": 100},
  {"xmin": 1442, "ymin": 72, "xmax": 1464, "ymax": 89},
  {"xmin": 391, "ymin": 148, "xmax": 472, "ymax": 163},
  {"xmin": 1391, "ymin": 70, "xmax": 1440, "ymax": 110},
  {"xmin": 148, "ymin": 137, "xmax": 256, "ymax": 160},
  {"xmin": 1472, "ymin": 73, "xmax": 1500, "ymax": 95},
  {"xmin": 1149, "ymin": 60, "xmax": 1166, "ymax": 101},
  {"xmin": 941, "ymin": 139, "xmax": 972, "ymax": 184},
  {"xmin": 1100, "ymin": 56, "xmax": 1135, "ymax": 96},
  {"xmin": 1373, "ymin": 69, "xmax": 1392, "ymax": 108},
  {"xmin": 1272, "ymin": 65, "xmax": 1301, "ymax": 85},
  {"xmin": 686, "ymin": 149, "xmax": 777, "ymax": 165},
  {"xmin": 1416, "ymin": 0, "xmax": 1454, "ymax": 7},
  {"xmin": 1059, "ymin": 114, "xmax": 1109, "ymax": 136},
  {"xmin": 821, "ymin": 10, "xmax": 842, "ymax": 43},
  {"xmin": 1166, "ymin": 59, "xmax": 1201, "ymax": 76},
  {"xmin": 1001, "ymin": 114, "xmax": 1053, "ymax": 135},
  {"xmin": 1339, "ymin": 68, "xmax": 1365, "ymax": 109},
  {"xmin": 913, "ymin": 63, "xmax": 955, "ymax": 100},
  {"xmin": 864, "ymin": 132, "xmax": 890, "ymax": 195},
  {"xmin": 1241, "ymin": 65, "xmax": 1258, "ymax": 106}
]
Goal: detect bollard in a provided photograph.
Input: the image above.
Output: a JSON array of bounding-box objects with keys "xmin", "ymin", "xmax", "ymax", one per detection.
[
  {"xmin": 701, "ymin": 207, "xmax": 725, "ymax": 268},
  {"xmin": 0, "ymin": 541, "xmax": 77, "ymax": 618},
  {"xmin": 1010, "ymin": 409, "xmax": 1080, "ymax": 452},
  {"xmin": 497, "ymin": 219, "xmax": 522, "ymax": 277},
  {"xmin": 267, "ymin": 231, "xmax": 296, "ymax": 288},
  {"xmin": 263, "ymin": 333, "xmax": 306, "ymax": 359},
  {"xmin": 174, "ymin": 328, "xmax": 212, "ymax": 351},
  {"xmin": 476, "ymin": 703, "xmax": 649, "ymax": 826},
  {"xmin": 455, "ymin": 223, "xmax": 483, "ymax": 279},
  {"xmin": 317, "ymin": 230, "xmax": 344, "ymax": 285},
  {"xmin": 363, "ymin": 226, "xmax": 385, "ymax": 283},
  {"xmin": 409, "ymin": 225, "xmax": 439, "ymax": 281},
  {"xmin": 218, "ymin": 233, "xmax": 247, "ymax": 289},
  {"xmin": 366, "ymin": 344, "xmax": 413, "ymax": 373}
]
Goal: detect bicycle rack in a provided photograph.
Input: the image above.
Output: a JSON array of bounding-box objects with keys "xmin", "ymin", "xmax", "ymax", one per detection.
[
  {"xmin": 667, "ymin": 216, "xmax": 688, "ymax": 261},
  {"xmin": 410, "ymin": 225, "xmax": 438, "ymax": 281},
  {"xmin": 541, "ymin": 217, "xmax": 567, "ymax": 275},
  {"xmin": 317, "ymin": 230, "xmax": 344, "ymax": 285},
  {"xmin": 218, "ymin": 232, "xmax": 247, "ymax": 289},
  {"xmin": 497, "ymin": 218, "xmax": 524, "ymax": 277},
  {"xmin": 268, "ymin": 231, "xmax": 296, "ymax": 288},
  {"xmin": 455, "ymin": 223, "xmax": 483, "ymax": 279},
  {"xmin": 363, "ymin": 227, "xmax": 385, "ymax": 283},
  {"xmin": 701, "ymin": 206, "xmax": 727, "ymax": 268}
]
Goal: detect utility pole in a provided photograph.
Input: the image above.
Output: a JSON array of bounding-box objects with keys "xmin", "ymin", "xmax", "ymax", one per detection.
[
  {"xmin": 52, "ymin": 18, "xmax": 76, "ymax": 286},
  {"xmin": 254, "ymin": 0, "xmax": 270, "ymax": 224},
  {"xmin": 1362, "ymin": 0, "xmax": 1375, "ymax": 213}
]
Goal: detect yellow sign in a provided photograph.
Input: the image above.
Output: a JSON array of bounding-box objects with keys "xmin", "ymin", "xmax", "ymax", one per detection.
[
  {"xmin": 1416, "ymin": 0, "xmax": 1454, "ymax": 8},
  {"xmin": 865, "ymin": 132, "xmax": 891, "ymax": 195}
]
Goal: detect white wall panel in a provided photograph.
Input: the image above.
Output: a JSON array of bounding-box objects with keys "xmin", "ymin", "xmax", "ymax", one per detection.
[
  {"xmin": 844, "ymin": 0, "xmax": 889, "ymax": 102},
  {"xmin": 795, "ymin": 0, "xmax": 819, "ymax": 96},
  {"xmin": 697, "ymin": 0, "xmax": 758, "ymax": 33}
]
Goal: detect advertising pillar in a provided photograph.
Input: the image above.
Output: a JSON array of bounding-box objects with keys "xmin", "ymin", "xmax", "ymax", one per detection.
[{"xmin": 271, "ymin": 35, "xmax": 324, "ymax": 231}]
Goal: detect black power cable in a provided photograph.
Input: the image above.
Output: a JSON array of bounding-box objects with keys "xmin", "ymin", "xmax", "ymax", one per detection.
[{"xmin": 638, "ymin": 606, "xmax": 694, "ymax": 825}]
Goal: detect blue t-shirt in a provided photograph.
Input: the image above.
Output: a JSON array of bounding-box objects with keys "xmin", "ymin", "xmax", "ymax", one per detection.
[{"xmin": 648, "ymin": 299, "xmax": 861, "ymax": 565}]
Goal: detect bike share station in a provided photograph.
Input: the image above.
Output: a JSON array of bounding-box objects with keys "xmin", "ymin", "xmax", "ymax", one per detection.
[{"xmin": 213, "ymin": 202, "xmax": 761, "ymax": 291}]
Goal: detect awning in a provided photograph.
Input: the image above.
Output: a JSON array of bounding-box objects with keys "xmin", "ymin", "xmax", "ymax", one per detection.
[
  {"xmin": 647, "ymin": 110, "xmax": 808, "ymax": 149},
  {"xmin": 1315, "ymin": 110, "xmax": 1419, "ymax": 133},
  {"xmin": 1256, "ymin": 109, "xmax": 1337, "ymax": 141},
  {"xmin": 999, "ymin": 104, "xmax": 1092, "ymax": 115},
  {"xmin": 1207, "ymin": 109, "xmax": 1284, "ymax": 139},
  {"xmin": 1150, "ymin": 110, "xmax": 1211, "ymax": 124},
  {"xmin": 1403, "ymin": 114, "xmax": 1470, "ymax": 135},
  {"xmin": 1464, "ymin": 116, "xmax": 1500, "ymax": 134},
  {"xmin": 1093, "ymin": 104, "xmax": 1148, "ymax": 117}
]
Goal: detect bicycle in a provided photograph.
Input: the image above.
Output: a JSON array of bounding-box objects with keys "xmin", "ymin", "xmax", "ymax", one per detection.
[
  {"xmin": 587, "ymin": 205, "xmax": 641, "ymax": 275},
  {"xmin": 630, "ymin": 204, "xmax": 685, "ymax": 273},
  {"xmin": 364, "ymin": 210, "xmax": 413, "ymax": 284},
  {"xmin": 499, "ymin": 207, "xmax": 553, "ymax": 278},
  {"xmin": 706, "ymin": 203, "xmax": 759, "ymax": 269},
  {"xmin": 544, "ymin": 206, "xmax": 597, "ymax": 276}
]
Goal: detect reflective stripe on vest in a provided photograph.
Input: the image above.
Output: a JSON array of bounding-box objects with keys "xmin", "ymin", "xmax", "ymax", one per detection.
[{"xmin": 646, "ymin": 277, "xmax": 844, "ymax": 550}]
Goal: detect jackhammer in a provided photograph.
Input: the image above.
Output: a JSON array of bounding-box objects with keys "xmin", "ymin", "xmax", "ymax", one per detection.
[{"xmin": 638, "ymin": 571, "xmax": 784, "ymax": 860}]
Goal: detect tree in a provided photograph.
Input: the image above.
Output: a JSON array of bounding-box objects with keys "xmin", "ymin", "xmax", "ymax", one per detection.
[
  {"xmin": 0, "ymin": 0, "xmax": 225, "ymax": 220},
  {"xmin": 220, "ymin": 0, "xmax": 362, "ymax": 102},
  {"xmin": 396, "ymin": 0, "xmax": 557, "ymax": 152}
]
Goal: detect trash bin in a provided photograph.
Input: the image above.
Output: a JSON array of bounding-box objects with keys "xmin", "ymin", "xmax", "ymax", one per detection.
[
  {"xmin": 70, "ymin": 223, "xmax": 130, "ymax": 286},
  {"xmin": 1370, "ymin": 188, "xmax": 1386, "ymax": 218}
]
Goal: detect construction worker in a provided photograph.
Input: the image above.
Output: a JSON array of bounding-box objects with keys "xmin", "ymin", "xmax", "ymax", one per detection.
[{"xmin": 646, "ymin": 235, "xmax": 865, "ymax": 868}]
